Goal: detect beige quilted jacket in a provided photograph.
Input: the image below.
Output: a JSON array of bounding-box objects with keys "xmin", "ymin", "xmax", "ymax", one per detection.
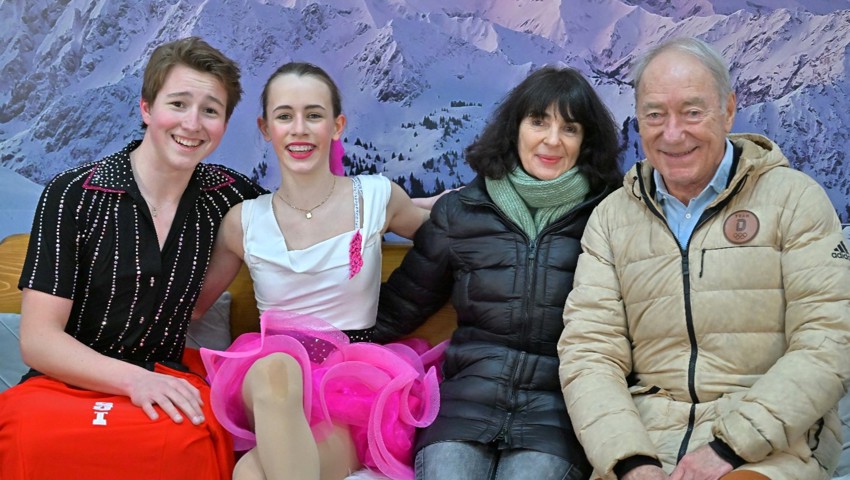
[{"xmin": 558, "ymin": 134, "xmax": 850, "ymax": 480}]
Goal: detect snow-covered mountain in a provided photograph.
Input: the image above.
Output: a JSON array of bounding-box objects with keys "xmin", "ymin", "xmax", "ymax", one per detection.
[{"xmin": 1, "ymin": 0, "xmax": 849, "ymax": 239}]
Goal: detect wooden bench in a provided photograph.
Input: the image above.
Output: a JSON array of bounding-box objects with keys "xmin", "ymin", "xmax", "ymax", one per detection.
[{"xmin": 0, "ymin": 234, "xmax": 456, "ymax": 345}]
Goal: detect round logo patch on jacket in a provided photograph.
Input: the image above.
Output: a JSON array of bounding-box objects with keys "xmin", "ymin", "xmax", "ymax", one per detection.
[{"xmin": 723, "ymin": 210, "xmax": 759, "ymax": 244}]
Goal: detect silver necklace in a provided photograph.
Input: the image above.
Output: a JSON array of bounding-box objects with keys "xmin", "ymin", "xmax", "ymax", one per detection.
[
  {"xmin": 130, "ymin": 153, "xmax": 176, "ymax": 218},
  {"xmin": 276, "ymin": 176, "xmax": 336, "ymax": 219},
  {"xmin": 145, "ymin": 197, "xmax": 178, "ymax": 218}
]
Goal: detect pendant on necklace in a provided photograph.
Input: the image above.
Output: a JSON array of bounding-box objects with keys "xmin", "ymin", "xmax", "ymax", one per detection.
[
  {"xmin": 276, "ymin": 176, "xmax": 335, "ymax": 220},
  {"xmin": 151, "ymin": 205, "xmax": 158, "ymax": 218}
]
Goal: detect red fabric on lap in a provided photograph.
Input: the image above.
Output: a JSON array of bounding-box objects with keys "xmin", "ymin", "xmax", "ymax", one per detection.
[
  {"xmin": 0, "ymin": 364, "xmax": 233, "ymax": 480},
  {"xmin": 183, "ymin": 347, "xmax": 209, "ymax": 378}
]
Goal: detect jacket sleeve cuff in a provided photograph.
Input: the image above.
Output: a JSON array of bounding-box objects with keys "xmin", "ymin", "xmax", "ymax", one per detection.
[
  {"xmin": 613, "ymin": 455, "xmax": 663, "ymax": 479},
  {"xmin": 709, "ymin": 438, "xmax": 746, "ymax": 469}
]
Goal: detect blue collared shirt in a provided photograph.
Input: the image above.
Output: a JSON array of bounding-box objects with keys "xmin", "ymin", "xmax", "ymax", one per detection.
[{"xmin": 654, "ymin": 138, "xmax": 734, "ymax": 248}]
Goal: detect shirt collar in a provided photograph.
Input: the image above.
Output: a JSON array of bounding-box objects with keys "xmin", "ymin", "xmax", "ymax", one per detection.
[
  {"xmin": 654, "ymin": 138, "xmax": 734, "ymax": 205},
  {"xmin": 82, "ymin": 140, "xmax": 236, "ymax": 194}
]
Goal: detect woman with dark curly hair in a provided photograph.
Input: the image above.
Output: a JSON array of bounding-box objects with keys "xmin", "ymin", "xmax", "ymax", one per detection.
[{"xmin": 375, "ymin": 66, "xmax": 622, "ymax": 480}]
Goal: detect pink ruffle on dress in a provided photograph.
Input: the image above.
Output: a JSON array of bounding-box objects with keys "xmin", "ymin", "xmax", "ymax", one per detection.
[{"xmin": 200, "ymin": 310, "xmax": 447, "ymax": 480}]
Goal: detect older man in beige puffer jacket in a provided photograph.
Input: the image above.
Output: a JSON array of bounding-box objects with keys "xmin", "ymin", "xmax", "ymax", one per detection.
[{"xmin": 558, "ymin": 37, "xmax": 850, "ymax": 480}]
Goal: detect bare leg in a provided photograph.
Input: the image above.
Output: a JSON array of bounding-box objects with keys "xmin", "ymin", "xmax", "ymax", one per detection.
[{"xmin": 240, "ymin": 353, "xmax": 320, "ymax": 480}]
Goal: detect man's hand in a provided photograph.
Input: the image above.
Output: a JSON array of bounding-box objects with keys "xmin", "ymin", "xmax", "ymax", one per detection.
[
  {"xmin": 669, "ymin": 445, "xmax": 733, "ymax": 480},
  {"xmin": 128, "ymin": 370, "xmax": 205, "ymax": 425},
  {"xmin": 623, "ymin": 465, "xmax": 669, "ymax": 480}
]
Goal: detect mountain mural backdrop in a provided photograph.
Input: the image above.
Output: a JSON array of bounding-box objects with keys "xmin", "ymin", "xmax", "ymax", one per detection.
[{"xmin": 2, "ymin": 0, "xmax": 849, "ymax": 240}]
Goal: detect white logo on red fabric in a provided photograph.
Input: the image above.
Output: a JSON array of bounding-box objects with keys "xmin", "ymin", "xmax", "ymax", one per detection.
[{"xmin": 92, "ymin": 401, "xmax": 114, "ymax": 426}]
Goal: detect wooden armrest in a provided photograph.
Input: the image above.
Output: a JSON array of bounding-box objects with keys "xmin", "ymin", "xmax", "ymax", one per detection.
[
  {"xmin": 227, "ymin": 264, "xmax": 261, "ymax": 340},
  {"xmin": 0, "ymin": 234, "xmax": 28, "ymax": 314}
]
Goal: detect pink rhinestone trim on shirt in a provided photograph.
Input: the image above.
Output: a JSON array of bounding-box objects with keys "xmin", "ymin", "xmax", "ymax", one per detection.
[{"xmin": 349, "ymin": 229, "xmax": 363, "ymax": 279}]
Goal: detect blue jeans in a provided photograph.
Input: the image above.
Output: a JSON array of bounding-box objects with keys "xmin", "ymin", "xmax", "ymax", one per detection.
[{"xmin": 414, "ymin": 441, "xmax": 588, "ymax": 480}]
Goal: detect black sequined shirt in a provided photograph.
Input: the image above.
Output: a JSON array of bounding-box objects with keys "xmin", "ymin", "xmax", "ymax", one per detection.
[{"xmin": 19, "ymin": 141, "xmax": 266, "ymax": 363}]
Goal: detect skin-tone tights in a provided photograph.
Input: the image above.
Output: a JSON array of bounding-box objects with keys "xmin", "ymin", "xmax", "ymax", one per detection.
[{"xmin": 233, "ymin": 353, "xmax": 359, "ymax": 480}]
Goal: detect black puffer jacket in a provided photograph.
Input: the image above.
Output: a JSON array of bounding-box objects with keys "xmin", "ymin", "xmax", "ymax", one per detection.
[{"xmin": 376, "ymin": 175, "xmax": 609, "ymax": 466}]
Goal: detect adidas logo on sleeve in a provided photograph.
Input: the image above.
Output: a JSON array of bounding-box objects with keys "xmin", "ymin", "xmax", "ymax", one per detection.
[{"xmin": 833, "ymin": 241, "xmax": 850, "ymax": 260}]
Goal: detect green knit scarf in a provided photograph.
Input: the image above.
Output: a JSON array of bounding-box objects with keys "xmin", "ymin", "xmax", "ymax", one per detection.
[{"xmin": 485, "ymin": 166, "xmax": 591, "ymax": 240}]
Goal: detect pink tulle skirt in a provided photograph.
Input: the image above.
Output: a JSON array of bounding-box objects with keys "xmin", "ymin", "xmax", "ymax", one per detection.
[{"xmin": 199, "ymin": 310, "xmax": 447, "ymax": 480}]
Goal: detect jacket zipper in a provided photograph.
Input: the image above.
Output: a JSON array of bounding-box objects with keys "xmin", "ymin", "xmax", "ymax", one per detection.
[
  {"xmin": 635, "ymin": 164, "xmax": 748, "ymax": 461},
  {"xmin": 523, "ymin": 241, "xmax": 538, "ymax": 344},
  {"xmin": 466, "ymin": 189, "xmax": 583, "ymax": 446},
  {"xmin": 496, "ymin": 241, "xmax": 539, "ymax": 443},
  {"xmin": 495, "ymin": 350, "xmax": 527, "ymax": 443}
]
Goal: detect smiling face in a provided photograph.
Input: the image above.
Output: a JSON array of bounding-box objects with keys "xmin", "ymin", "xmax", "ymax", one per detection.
[
  {"xmin": 636, "ymin": 50, "xmax": 736, "ymax": 203},
  {"xmin": 257, "ymin": 73, "xmax": 345, "ymax": 176},
  {"xmin": 517, "ymin": 104, "xmax": 584, "ymax": 180},
  {"xmin": 139, "ymin": 64, "xmax": 228, "ymax": 172}
]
